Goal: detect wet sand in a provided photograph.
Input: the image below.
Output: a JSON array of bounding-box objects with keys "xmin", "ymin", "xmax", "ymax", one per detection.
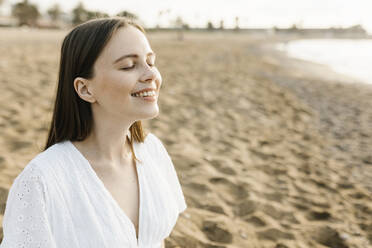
[{"xmin": 0, "ymin": 28, "xmax": 371, "ymax": 247}]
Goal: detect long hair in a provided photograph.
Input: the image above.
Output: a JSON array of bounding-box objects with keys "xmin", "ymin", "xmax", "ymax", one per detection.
[{"xmin": 44, "ymin": 17, "xmax": 148, "ymax": 163}]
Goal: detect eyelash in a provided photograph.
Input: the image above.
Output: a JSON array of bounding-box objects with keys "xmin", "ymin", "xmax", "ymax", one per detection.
[
  {"xmin": 121, "ymin": 65, "xmax": 135, "ymax": 70},
  {"xmin": 121, "ymin": 62, "xmax": 155, "ymax": 71}
]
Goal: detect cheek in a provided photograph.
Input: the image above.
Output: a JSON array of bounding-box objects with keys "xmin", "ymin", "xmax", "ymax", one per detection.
[{"xmin": 95, "ymin": 72, "xmax": 135, "ymax": 102}]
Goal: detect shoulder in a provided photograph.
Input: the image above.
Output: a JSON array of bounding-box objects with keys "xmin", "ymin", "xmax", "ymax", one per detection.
[
  {"xmin": 30, "ymin": 141, "xmax": 70, "ymax": 165},
  {"xmin": 144, "ymin": 132, "xmax": 161, "ymax": 145},
  {"xmin": 143, "ymin": 132, "xmax": 168, "ymax": 156},
  {"xmin": 7, "ymin": 160, "xmax": 49, "ymax": 210},
  {"xmin": 15, "ymin": 141, "xmax": 71, "ymax": 183},
  {"xmin": 8, "ymin": 141, "xmax": 73, "ymax": 204}
]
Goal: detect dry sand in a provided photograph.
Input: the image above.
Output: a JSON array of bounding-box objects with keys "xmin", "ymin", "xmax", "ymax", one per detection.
[{"xmin": 0, "ymin": 28, "xmax": 371, "ymax": 248}]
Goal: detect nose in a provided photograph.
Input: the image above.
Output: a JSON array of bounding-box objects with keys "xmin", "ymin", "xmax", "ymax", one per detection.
[{"xmin": 139, "ymin": 65, "xmax": 156, "ymax": 83}]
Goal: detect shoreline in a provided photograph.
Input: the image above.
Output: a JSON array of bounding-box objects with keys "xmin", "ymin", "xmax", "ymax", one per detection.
[
  {"xmin": 274, "ymin": 39, "xmax": 372, "ymax": 86},
  {"xmin": 259, "ymin": 40, "xmax": 372, "ymax": 193}
]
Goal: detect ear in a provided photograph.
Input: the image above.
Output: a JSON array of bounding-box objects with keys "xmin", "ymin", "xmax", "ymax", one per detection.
[{"xmin": 73, "ymin": 77, "xmax": 96, "ymax": 103}]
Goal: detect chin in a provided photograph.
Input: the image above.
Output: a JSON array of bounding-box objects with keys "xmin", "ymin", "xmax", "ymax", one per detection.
[{"xmin": 138, "ymin": 109, "xmax": 159, "ymax": 120}]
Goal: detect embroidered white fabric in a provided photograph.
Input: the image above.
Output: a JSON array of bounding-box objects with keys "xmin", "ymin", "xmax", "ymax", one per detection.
[
  {"xmin": 0, "ymin": 132, "xmax": 187, "ymax": 248},
  {"xmin": 1, "ymin": 165, "xmax": 57, "ymax": 248}
]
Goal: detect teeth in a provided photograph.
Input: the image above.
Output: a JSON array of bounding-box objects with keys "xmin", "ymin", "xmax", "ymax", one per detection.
[{"xmin": 132, "ymin": 90, "xmax": 156, "ymax": 97}]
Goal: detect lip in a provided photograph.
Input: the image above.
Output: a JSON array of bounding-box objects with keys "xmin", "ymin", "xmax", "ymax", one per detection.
[
  {"xmin": 131, "ymin": 88, "xmax": 157, "ymax": 95},
  {"xmin": 132, "ymin": 95, "xmax": 157, "ymax": 102}
]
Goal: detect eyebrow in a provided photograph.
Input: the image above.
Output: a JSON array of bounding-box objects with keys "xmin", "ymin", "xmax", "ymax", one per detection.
[{"xmin": 113, "ymin": 52, "xmax": 156, "ymax": 64}]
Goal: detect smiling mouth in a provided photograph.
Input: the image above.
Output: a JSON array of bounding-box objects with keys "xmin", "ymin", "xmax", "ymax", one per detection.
[
  {"xmin": 131, "ymin": 94, "xmax": 157, "ymax": 102},
  {"xmin": 131, "ymin": 90, "xmax": 157, "ymax": 98}
]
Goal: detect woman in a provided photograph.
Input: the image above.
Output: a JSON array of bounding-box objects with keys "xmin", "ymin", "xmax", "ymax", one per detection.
[{"xmin": 0, "ymin": 17, "xmax": 187, "ymax": 248}]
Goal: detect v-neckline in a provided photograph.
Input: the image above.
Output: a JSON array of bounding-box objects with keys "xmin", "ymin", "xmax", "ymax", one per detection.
[{"xmin": 66, "ymin": 138, "xmax": 142, "ymax": 246}]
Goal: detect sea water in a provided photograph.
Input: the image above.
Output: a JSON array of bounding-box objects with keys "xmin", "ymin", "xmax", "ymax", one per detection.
[{"xmin": 276, "ymin": 39, "xmax": 372, "ymax": 85}]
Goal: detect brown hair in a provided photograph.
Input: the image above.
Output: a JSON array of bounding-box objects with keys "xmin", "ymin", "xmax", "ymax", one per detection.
[{"xmin": 44, "ymin": 17, "xmax": 148, "ymax": 163}]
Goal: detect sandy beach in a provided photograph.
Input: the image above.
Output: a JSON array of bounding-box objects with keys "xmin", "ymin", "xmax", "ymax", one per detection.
[{"xmin": 0, "ymin": 28, "xmax": 371, "ymax": 248}]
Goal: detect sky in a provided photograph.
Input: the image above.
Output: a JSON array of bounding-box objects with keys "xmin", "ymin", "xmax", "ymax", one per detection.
[{"xmin": 1, "ymin": 0, "xmax": 372, "ymax": 33}]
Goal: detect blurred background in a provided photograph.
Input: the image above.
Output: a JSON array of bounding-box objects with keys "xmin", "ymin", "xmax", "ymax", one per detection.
[{"xmin": 0, "ymin": 1, "xmax": 372, "ymax": 247}]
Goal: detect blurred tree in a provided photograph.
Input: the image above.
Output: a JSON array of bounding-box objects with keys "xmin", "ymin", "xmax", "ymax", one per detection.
[
  {"xmin": 290, "ymin": 24, "xmax": 298, "ymax": 30},
  {"xmin": 174, "ymin": 16, "xmax": 184, "ymax": 41},
  {"xmin": 182, "ymin": 23, "xmax": 190, "ymax": 30},
  {"xmin": 207, "ymin": 21, "xmax": 214, "ymax": 30},
  {"xmin": 116, "ymin": 10, "xmax": 138, "ymax": 20},
  {"xmin": 219, "ymin": 20, "xmax": 224, "ymax": 30},
  {"xmin": 234, "ymin": 16, "xmax": 240, "ymax": 30},
  {"xmin": 72, "ymin": 2, "xmax": 109, "ymax": 25},
  {"xmin": 156, "ymin": 10, "xmax": 162, "ymax": 28},
  {"xmin": 11, "ymin": 0, "xmax": 40, "ymax": 27},
  {"xmin": 87, "ymin": 10, "xmax": 109, "ymax": 20},
  {"xmin": 47, "ymin": 3, "xmax": 62, "ymax": 22},
  {"xmin": 72, "ymin": 2, "xmax": 89, "ymax": 25},
  {"xmin": 156, "ymin": 9, "xmax": 171, "ymax": 29}
]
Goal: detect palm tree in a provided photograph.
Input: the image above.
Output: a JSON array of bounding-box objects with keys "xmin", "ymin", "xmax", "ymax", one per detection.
[
  {"xmin": 11, "ymin": 0, "xmax": 40, "ymax": 27},
  {"xmin": 47, "ymin": 3, "xmax": 62, "ymax": 22},
  {"xmin": 86, "ymin": 11, "xmax": 109, "ymax": 20},
  {"xmin": 116, "ymin": 10, "xmax": 138, "ymax": 20},
  {"xmin": 174, "ymin": 16, "xmax": 184, "ymax": 41},
  {"xmin": 207, "ymin": 21, "xmax": 214, "ymax": 30},
  {"xmin": 72, "ymin": 2, "xmax": 88, "ymax": 25},
  {"xmin": 219, "ymin": 20, "xmax": 224, "ymax": 30},
  {"xmin": 235, "ymin": 16, "xmax": 240, "ymax": 30}
]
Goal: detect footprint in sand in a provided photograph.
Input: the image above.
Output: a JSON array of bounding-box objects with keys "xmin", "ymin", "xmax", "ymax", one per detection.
[
  {"xmin": 0, "ymin": 186, "xmax": 8, "ymax": 214},
  {"xmin": 233, "ymin": 199, "xmax": 257, "ymax": 217},
  {"xmin": 347, "ymin": 191, "xmax": 368, "ymax": 200},
  {"xmin": 7, "ymin": 140, "xmax": 33, "ymax": 151},
  {"xmin": 0, "ymin": 156, "xmax": 5, "ymax": 170},
  {"xmin": 310, "ymin": 226, "xmax": 348, "ymax": 248},
  {"xmin": 261, "ymin": 204, "xmax": 300, "ymax": 224},
  {"xmin": 244, "ymin": 215, "xmax": 266, "ymax": 227},
  {"xmin": 200, "ymin": 204, "xmax": 226, "ymax": 215},
  {"xmin": 184, "ymin": 182, "xmax": 211, "ymax": 196},
  {"xmin": 353, "ymin": 203, "xmax": 372, "ymax": 216},
  {"xmin": 256, "ymin": 228, "xmax": 295, "ymax": 241},
  {"xmin": 249, "ymin": 148, "xmax": 278, "ymax": 161},
  {"xmin": 201, "ymin": 220, "xmax": 233, "ymax": 244},
  {"xmin": 305, "ymin": 210, "xmax": 332, "ymax": 221},
  {"xmin": 208, "ymin": 177, "xmax": 248, "ymax": 203},
  {"xmin": 291, "ymin": 202, "xmax": 309, "ymax": 211},
  {"xmin": 291, "ymin": 195, "xmax": 330, "ymax": 210},
  {"xmin": 358, "ymin": 222, "xmax": 372, "ymax": 243},
  {"xmin": 337, "ymin": 182, "xmax": 355, "ymax": 190},
  {"xmin": 263, "ymin": 191, "xmax": 285, "ymax": 203},
  {"xmin": 309, "ymin": 178, "xmax": 338, "ymax": 193},
  {"xmin": 209, "ymin": 159, "xmax": 237, "ymax": 175},
  {"xmin": 275, "ymin": 243, "xmax": 289, "ymax": 248}
]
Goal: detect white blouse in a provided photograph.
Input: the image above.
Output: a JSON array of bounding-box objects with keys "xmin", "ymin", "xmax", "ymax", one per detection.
[{"xmin": 0, "ymin": 133, "xmax": 187, "ymax": 248}]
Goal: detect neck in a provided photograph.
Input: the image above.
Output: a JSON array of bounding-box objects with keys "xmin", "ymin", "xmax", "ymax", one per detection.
[{"xmin": 74, "ymin": 121, "xmax": 135, "ymax": 169}]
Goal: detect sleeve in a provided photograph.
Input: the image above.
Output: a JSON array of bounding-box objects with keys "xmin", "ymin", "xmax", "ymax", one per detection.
[
  {"xmin": 0, "ymin": 164, "xmax": 57, "ymax": 248},
  {"xmin": 148, "ymin": 133, "xmax": 187, "ymax": 214}
]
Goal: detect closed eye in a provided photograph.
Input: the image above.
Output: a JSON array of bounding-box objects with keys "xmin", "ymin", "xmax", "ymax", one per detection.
[
  {"xmin": 121, "ymin": 65, "xmax": 135, "ymax": 70},
  {"xmin": 120, "ymin": 62, "xmax": 155, "ymax": 70}
]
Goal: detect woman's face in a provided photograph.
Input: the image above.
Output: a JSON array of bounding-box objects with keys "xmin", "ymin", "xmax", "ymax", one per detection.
[{"xmin": 82, "ymin": 25, "xmax": 162, "ymax": 122}]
